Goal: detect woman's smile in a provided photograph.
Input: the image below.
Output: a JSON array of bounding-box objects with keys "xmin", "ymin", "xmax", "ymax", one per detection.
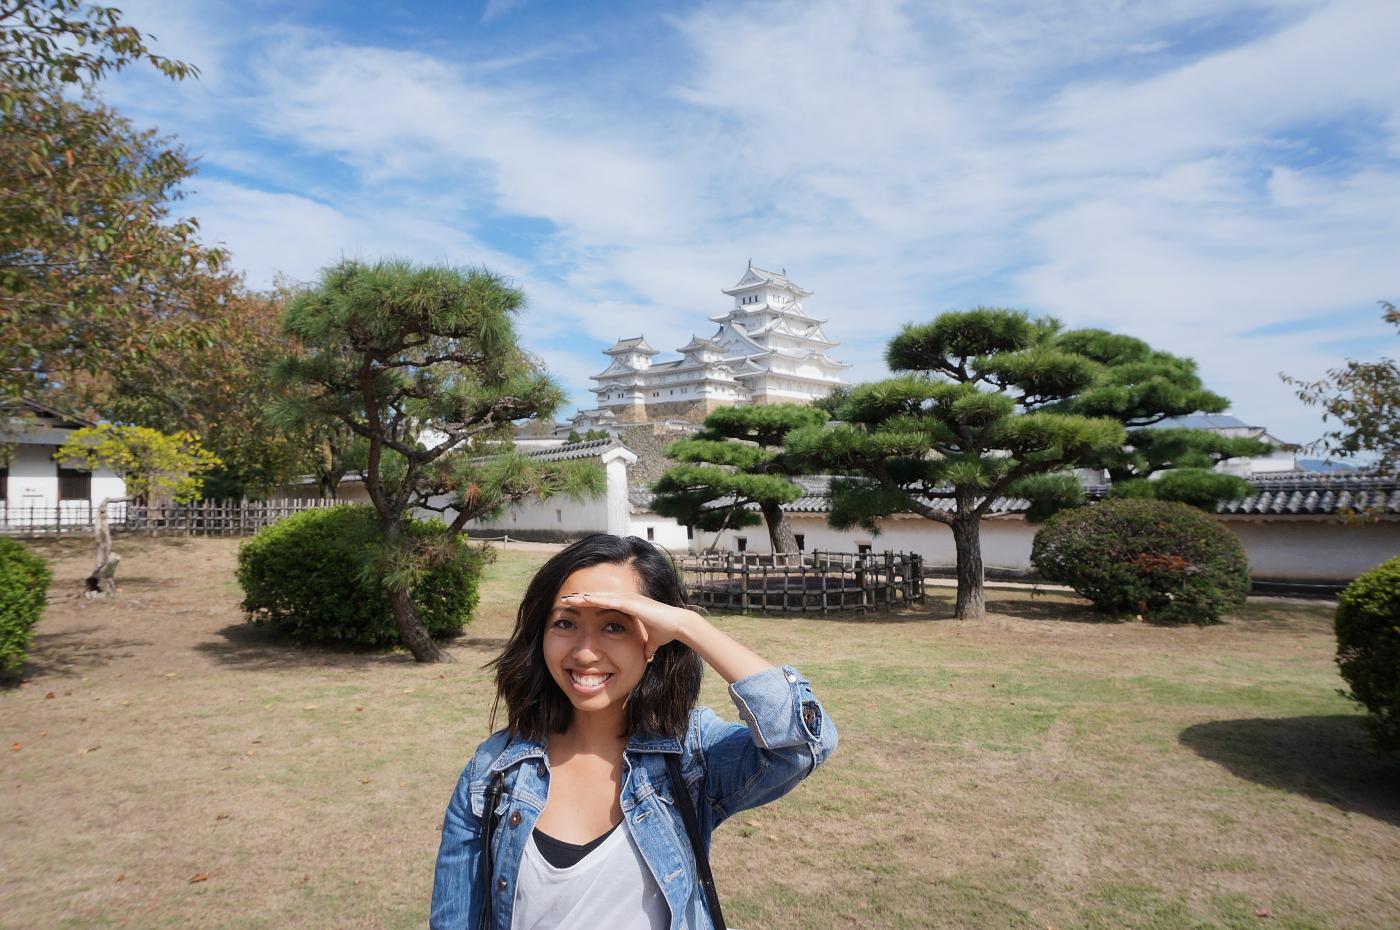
[{"xmin": 544, "ymin": 561, "xmax": 650, "ymax": 714}]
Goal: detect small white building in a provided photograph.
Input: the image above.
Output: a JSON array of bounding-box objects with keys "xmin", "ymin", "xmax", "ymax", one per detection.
[
  {"xmin": 1, "ymin": 399, "xmax": 126, "ymax": 529},
  {"xmin": 589, "ymin": 263, "xmax": 850, "ymax": 423}
]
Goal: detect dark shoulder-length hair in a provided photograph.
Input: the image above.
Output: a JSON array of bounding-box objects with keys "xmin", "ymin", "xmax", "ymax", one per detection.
[{"xmin": 487, "ymin": 533, "xmax": 703, "ymax": 741}]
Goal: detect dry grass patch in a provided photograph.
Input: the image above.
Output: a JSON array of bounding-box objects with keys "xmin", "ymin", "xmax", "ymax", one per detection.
[{"xmin": 1, "ymin": 536, "xmax": 1397, "ymax": 929}]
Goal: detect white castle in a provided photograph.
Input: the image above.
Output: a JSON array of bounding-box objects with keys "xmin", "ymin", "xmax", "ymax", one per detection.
[{"xmin": 575, "ymin": 263, "xmax": 850, "ymax": 428}]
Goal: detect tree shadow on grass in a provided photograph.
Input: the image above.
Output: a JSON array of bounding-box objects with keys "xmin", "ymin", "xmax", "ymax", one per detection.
[
  {"xmin": 194, "ymin": 623, "xmax": 507, "ymax": 671},
  {"xmin": 194, "ymin": 623, "xmax": 420, "ymax": 671},
  {"xmin": 3, "ymin": 627, "xmax": 153, "ymax": 688},
  {"xmin": 1179, "ymin": 716, "xmax": 1400, "ymax": 826},
  {"xmin": 986, "ymin": 595, "xmax": 1121, "ymax": 624}
]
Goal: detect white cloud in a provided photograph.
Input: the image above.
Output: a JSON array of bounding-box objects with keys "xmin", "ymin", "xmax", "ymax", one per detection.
[{"xmin": 89, "ymin": 0, "xmax": 1400, "ymax": 446}]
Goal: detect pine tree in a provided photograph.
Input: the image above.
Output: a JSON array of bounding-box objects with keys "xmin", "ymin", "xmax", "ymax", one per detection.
[
  {"xmin": 274, "ymin": 259, "xmax": 604, "ymax": 662},
  {"xmin": 651, "ymin": 404, "xmax": 827, "ymax": 553},
  {"xmin": 786, "ymin": 309, "xmax": 1128, "ymax": 620}
]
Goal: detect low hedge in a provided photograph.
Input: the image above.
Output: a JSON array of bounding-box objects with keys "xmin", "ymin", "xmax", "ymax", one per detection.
[
  {"xmin": 1335, "ymin": 556, "xmax": 1400, "ymax": 752},
  {"xmin": 237, "ymin": 505, "xmax": 486, "ymax": 648},
  {"xmin": 1031, "ymin": 498, "xmax": 1249, "ymax": 625},
  {"xmin": 0, "ymin": 538, "xmax": 52, "ymax": 673}
]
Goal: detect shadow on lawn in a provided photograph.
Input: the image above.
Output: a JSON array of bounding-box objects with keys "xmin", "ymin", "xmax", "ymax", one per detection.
[
  {"xmin": 1180, "ymin": 716, "xmax": 1400, "ymax": 826},
  {"xmin": 4, "ymin": 627, "xmax": 153, "ymax": 687},
  {"xmin": 986, "ymin": 596, "xmax": 1119, "ymax": 624},
  {"xmin": 195, "ymin": 623, "xmax": 419, "ymax": 670},
  {"xmin": 194, "ymin": 624, "xmax": 509, "ymax": 670}
]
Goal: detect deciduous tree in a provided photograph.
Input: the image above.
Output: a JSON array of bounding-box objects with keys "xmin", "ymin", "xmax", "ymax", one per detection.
[
  {"xmin": 1, "ymin": 0, "xmax": 221, "ymax": 401},
  {"xmin": 1282, "ymin": 302, "xmax": 1400, "ymax": 469},
  {"xmin": 56, "ymin": 423, "xmax": 219, "ymax": 594}
]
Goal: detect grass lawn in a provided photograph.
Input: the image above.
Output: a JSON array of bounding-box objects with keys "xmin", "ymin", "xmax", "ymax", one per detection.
[{"xmin": 2, "ymin": 535, "xmax": 1397, "ymax": 930}]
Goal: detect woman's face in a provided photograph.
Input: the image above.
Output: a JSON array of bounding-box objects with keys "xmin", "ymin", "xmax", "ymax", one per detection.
[{"xmin": 542, "ymin": 560, "xmax": 649, "ymax": 719}]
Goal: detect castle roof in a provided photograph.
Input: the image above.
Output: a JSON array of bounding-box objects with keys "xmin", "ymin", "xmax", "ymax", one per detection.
[
  {"xmin": 605, "ymin": 336, "xmax": 658, "ymax": 356},
  {"xmin": 721, "ymin": 262, "xmax": 813, "ymax": 298}
]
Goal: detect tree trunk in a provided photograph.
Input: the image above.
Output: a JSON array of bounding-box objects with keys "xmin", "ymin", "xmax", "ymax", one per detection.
[
  {"xmin": 388, "ymin": 587, "xmax": 454, "ymax": 663},
  {"xmin": 761, "ymin": 501, "xmax": 800, "ymax": 554},
  {"xmin": 950, "ymin": 515, "xmax": 986, "ymax": 620},
  {"xmin": 85, "ymin": 497, "xmax": 124, "ymax": 598}
]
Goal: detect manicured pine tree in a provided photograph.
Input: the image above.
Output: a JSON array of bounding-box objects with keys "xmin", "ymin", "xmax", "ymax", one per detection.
[
  {"xmin": 651, "ymin": 404, "xmax": 828, "ymax": 553},
  {"xmin": 275, "ymin": 259, "xmax": 603, "ymax": 663},
  {"xmin": 1051, "ymin": 329, "xmax": 1272, "ymax": 508},
  {"xmin": 785, "ymin": 309, "xmax": 1127, "ymax": 620}
]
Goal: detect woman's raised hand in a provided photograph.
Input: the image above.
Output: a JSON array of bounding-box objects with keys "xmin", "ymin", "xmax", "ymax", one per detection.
[{"xmin": 557, "ymin": 591, "xmax": 697, "ymax": 658}]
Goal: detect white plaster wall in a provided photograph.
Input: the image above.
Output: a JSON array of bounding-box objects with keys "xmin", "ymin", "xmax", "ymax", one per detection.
[
  {"xmin": 461, "ymin": 494, "xmax": 611, "ymax": 536},
  {"xmin": 1222, "ymin": 519, "xmax": 1400, "ymax": 582},
  {"xmin": 698, "ymin": 510, "xmax": 1400, "ymax": 585},
  {"xmin": 627, "ymin": 514, "xmax": 691, "ymax": 552},
  {"xmin": 704, "ymin": 513, "xmax": 1034, "ymax": 569},
  {"xmin": 8, "ymin": 444, "xmax": 57, "ymax": 506}
]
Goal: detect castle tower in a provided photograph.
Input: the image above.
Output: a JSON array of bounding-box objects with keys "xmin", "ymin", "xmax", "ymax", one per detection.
[
  {"xmin": 586, "ymin": 263, "xmax": 849, "ymax": 423},
  {"xmin": 710, "ymin": 262, "xmax": 849, "ymax": 405}
]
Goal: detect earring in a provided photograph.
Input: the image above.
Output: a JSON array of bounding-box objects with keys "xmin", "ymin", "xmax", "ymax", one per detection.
[{"xmin": 646, "ymin": 652, "xmax": 655, "ymax": 663}]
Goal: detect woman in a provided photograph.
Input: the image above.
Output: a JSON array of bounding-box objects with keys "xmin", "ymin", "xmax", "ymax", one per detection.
[{"xmin": 430, "ymin": 533, "xmax": 837, "ymax": 930}]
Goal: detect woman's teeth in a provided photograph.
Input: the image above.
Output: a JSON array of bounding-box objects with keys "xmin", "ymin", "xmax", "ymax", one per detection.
[{"xmin": 570, "ymin": 671, "xmax": 612, "ymax": 687}]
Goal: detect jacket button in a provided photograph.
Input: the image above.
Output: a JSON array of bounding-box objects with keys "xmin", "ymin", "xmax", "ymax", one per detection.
[
  {"xmin": 537, "ymin": 763, "xmax": 547, "ymax": 777},
  {"xmin": 496, "ymin": 878, "xmax": 507, "ymax": 892},
  {"xmin": 510, "ymin": 810, "xmax": 522, "ymax": 826}
]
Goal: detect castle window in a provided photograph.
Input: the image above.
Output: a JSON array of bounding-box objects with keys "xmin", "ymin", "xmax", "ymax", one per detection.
[
  {"xmin": 646, "ymin": 527, "xmax": 655, "ymax": 541},
  {"xmin": 736, "ymin": 537, "xmax": 747, "ymax": 552},
  {"xmin": 794, "ymin": 534, "xmax": 805, "ymax": 551}
]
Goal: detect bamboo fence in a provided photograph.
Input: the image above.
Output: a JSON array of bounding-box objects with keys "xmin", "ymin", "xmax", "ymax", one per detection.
[{"xmin": 675, "ymin": 549, "xmax": 925, "ymax": 615}]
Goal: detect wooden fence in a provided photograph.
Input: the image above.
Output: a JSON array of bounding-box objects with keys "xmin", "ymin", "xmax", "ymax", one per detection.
[
  {"xmin": 0, "ymin": 498, "xmax": 340, "ymax": 537},
  {"xmin": 675, "ymin": 549, "xmax": 925, "ymax": 615}
]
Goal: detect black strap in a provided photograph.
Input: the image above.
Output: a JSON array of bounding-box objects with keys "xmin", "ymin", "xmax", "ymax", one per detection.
[
  {"xmin": 665, "ymin": 753, "xmax": 727, "ymax": 930},
  {"xmin": 479, "ymin": 771, "xmax": 505, "ymax": 930}
]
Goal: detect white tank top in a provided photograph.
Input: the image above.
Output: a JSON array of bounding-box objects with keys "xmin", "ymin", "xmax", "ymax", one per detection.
[{"xmin": 510, "ymin": 823, "xmax": 670, "ymax": 930}]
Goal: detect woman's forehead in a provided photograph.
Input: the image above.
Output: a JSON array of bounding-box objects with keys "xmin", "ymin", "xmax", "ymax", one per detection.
[{"xmin": 555, "ymin": 561, "xmax": 643, "ymax": 597}]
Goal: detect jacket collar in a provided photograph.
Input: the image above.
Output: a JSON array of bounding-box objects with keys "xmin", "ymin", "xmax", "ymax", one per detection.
[{"xmin": 487, "ymin": 731, "xmax": 681, "ymax": 773}]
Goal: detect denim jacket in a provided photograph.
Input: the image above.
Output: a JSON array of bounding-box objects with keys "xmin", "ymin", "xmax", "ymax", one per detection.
[{"xmin": 430, "ymin": 664, "xmax": 837, "ymax": 930}]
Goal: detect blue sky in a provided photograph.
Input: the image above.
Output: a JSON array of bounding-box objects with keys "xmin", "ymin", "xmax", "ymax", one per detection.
[{"xmin": 105, "ymin": 0, "xmax": 1400, "ymax": 447}]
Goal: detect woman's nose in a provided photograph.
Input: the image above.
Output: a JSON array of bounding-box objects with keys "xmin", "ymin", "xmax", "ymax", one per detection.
[{"xmin": 572, "ymin": 631, "xmax": 601, "ymax": 662}]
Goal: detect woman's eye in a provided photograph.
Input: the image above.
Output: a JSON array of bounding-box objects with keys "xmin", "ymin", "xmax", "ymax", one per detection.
[
  {"xmin": 551, "ymin": 618, "xmax": 575, "ymax": 630},
  {"xmin": 603, "ymin": 622, "xmax": 626, "ymax": 633}
]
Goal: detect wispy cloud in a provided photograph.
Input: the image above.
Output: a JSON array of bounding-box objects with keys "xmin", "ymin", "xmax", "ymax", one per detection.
[{"xmin": 101, "ymin": 0, "xmax": 1400, "ymax": 443}]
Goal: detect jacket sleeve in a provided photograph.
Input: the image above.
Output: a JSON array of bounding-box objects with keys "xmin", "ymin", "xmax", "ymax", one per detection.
[
  {"xmin": 429, "ymin": 756, "xmax": 484, "ymax": 930},
  {"xmin": 691, "ymin": 663, "xmax": 837, "ymax": 821}
]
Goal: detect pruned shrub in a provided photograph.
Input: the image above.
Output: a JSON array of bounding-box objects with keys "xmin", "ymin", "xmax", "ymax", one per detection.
[
  {"xmin": 237, "ymin": 505, "xmax": 486, "ymax": 647},
  {"xmin": 0, "ymin": 538, "xmax": 52, "ymax": 673},
  {"xmin": 1031, "ymin": 498, "xmax": 1248, "ymax": 624},
  {"xmin": 1335, "ymin": 557, "xmax": 1400, "ymax": 752}
]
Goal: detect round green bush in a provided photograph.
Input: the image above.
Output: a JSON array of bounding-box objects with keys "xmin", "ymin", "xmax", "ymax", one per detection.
[
  {"xmin": 1031, "ymin": 498, "xmax": 1249, "ymax": 624},
  {"xmin": 237, "ymin": 505, "xmax": 485, "ymax": 647},
  {"xmin": 1335, "ymin": 556, "xmax": 1400, "ymax": 753},
  {"xmin": 0, "ymin": 538, "xmax": 52, "ymax": 673}
]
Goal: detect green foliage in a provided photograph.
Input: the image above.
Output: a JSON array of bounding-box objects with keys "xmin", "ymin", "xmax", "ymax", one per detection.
[
  {"xmin": 237, "ymin": 505, "xmax": 487, "ymax": 647},
  {"xmin": 1283, "ymin": 302, "xmax": 1400, "ymax": 469},
  {"xmin": 1105, "ymin": 428, "xmax": 1274, "ymax": 481},
  {"xmin": 1334, "ymin": 556, "xmax": 1400, "ymax": 752},
  {"xmin": 57, "ymin": 424, "xmax": 220, "ymax": 502},
  {"xmin": 651, "ymin": 404, "xmax": 822, "ymax": 548},
  {"xmin": 1031, "ymin": 498, "xmax": 1249, "ymax": 624},
  {"xmin": 1006, "ymin": 473, "xmax": 1086, "ymax": 523},
  {"xmin": 272, "ymin": 260, "xmax": 599, "ymax": 659},
  {"xmin": 273, "ymin": 259, "xmax": 595, "ymax": 526},
  {"xmin": 0, "ymin": 538, "xmax": 51, "ymax": 673},
  {"xmin": 1108, "ymin": 469, "xmax": 1251, "ymax": 510},
  {"xmin": 1, "ymin": 1, "xmax": 197, "ymax": 98}
]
